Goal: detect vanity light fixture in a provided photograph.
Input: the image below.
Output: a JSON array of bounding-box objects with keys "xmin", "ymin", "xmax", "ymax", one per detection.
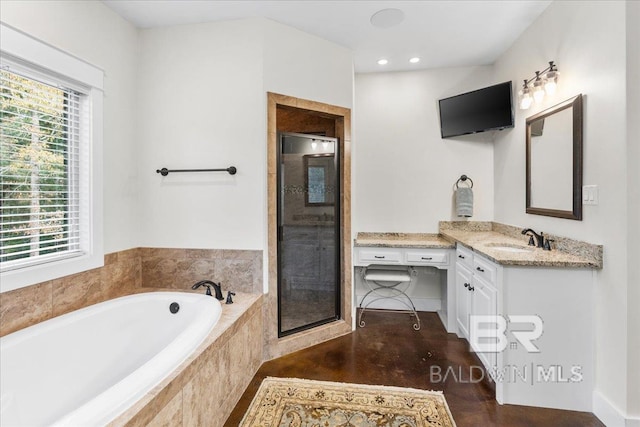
[
  {"xmin": 518, "ymin": 61, "xmax": 560, "ymax": 110},
  {"xmin": 409, "ymin": 57, "xmax": 421, "ymax": 64},
  {"xmin": 377, "ymin": 58, "xmax": 389, "ymax": 65}
]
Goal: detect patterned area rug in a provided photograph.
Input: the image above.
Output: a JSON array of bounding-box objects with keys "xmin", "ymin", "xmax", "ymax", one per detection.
[{"xmin": 240, "ymin": 377, "xmax": 456, "ymax": 427}]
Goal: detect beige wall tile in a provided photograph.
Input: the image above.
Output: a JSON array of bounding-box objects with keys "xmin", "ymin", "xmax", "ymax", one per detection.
[
  {"xmin": 146, "ymin": 391, "xmax": 182, "ymax": 427},
  {"xmin": 0, "ymin": 281, "xmax": 52, "ymax": 337},
  {"xmin": 52, "ymin": 269, "xmax": 104, "ymax": 317}
]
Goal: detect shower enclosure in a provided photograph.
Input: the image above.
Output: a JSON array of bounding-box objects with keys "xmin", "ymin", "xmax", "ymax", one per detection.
[{"xmin": 277, "ymin": 132, "xmax": 340, "ymax": 336}]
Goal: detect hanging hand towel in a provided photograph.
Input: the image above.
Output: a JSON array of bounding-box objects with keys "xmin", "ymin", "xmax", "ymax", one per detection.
[{"xmin": 456, "ymin": 187, "xmax": 473, "ymax": 217}]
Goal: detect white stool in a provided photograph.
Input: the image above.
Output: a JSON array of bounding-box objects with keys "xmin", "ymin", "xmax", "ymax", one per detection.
[{"xmin": 358, "ymin": 266, "xmax": 420, "ymax": 330}]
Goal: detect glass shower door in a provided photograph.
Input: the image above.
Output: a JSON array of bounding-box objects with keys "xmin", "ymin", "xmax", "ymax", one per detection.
[{"xmin": 278, "ymin": 132, "xmax": 340, "ymax": 336}]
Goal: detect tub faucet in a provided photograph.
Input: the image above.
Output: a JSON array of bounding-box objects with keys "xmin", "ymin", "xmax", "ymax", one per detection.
[
  {"xmin": 191, "ymin": 280, "xmax": 224, "ymax": 301},
  {"xmin": 521, "ymin": 228, "xmax": 545, "ymax": 248}
]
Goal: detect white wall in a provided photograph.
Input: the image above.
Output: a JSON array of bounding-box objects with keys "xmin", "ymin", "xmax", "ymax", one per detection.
[
  {"xmin": 0, "ymin": 1, "xmax": 140, "ymax": 254},
  {"xmin": 626, "ymin": 0, "xmax": 640, "ymax": 420},
  {"xmin": 353, "ymin": 67, "xmax": 495, "ymax": 234},
  {"xmin": 136, "ymin": 18, "xmax": 352, "ymax": 254},
  {"xmin": 136, "ymin": 19, "xmax": 265, "ymax": 250},
  {"xmin": 492, "ymin": 1, "xmax": 631, "ymax": 421},
  {"xmin": 262, "ymin": 18, "xmax": 353, "ymax": 109}
]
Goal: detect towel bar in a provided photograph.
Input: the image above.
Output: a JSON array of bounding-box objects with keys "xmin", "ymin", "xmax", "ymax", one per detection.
[{"xmin": 156, "ymin": 166, "xmax": 237, "ymax": 176}]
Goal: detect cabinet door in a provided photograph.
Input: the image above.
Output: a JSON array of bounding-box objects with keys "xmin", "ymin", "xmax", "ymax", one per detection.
[
  {"xmin": 456, "ymin": 263, "xmax": 473, "ymax": 339},
  {"xmin": 471, "ymin": 275, "xmax": 498, "ymax": 372}
]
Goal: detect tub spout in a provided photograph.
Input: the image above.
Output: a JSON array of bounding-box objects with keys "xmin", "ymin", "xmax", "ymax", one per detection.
[{"xmin": 191, "ymin": 280, "xmax": 224, "ymax": 300}]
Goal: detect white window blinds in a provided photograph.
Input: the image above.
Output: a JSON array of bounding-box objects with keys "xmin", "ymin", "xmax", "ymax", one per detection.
[{"xmin": 0, "ymin": 68, "xmax": 83, "ymax": 270}]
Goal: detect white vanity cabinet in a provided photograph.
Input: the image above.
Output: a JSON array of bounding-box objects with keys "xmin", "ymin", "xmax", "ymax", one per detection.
[
  {"xmin": 455, "ymin": 244, "xmax": 498, "ymax": 373},
  {"xmin": 455, "ymin": 262, "xmax": 472, "ymax": 338},
  {"xmin": 453, "ymin": 242, "xmax": 595, "ymax": 413}
]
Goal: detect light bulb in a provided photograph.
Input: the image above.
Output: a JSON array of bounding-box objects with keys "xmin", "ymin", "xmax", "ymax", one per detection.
[
  {"xmin": 544, "ymin": 70, "xmax": 559, "ymax": 95},
  {"xmin": 377, "ymin": 59, "xmax": 388, "ymax": 65},
  {"xmin": 519, "ymin": 92, "xmax": 533, "ymax": 110},
  {"xmin": 532, "ymin": 73, "xmax": 545, "ymax": 103},
  {"xmin": 533, "ymin": 85, "xmax": 545, "ymax": 103},
  {"xmin": 311, "ymin": 141, "xmax": 317, "ymax": 150},
  {"xmin": 518, "ymin": 81, "xmax": 533, "ymax": 110},
  {"xmin": 322, "ymin": 142, "xmax": 329, "ymax": 150},
  {"xmin": 409, "ymin": 57, "xmax": 420, "ymax": 64}
]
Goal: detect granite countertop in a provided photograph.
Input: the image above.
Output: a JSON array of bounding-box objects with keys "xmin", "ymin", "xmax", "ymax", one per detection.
[
  {"xmin": 354, "ymin": 232, "xmax": 455, "ymax": 249},
  {"xmin": 440, "ymin": 228, "xmax": 602, "ymax": 269},
  {"xmin": 354, "ymin": 223, "xmax": 603, "ymax": 269}
]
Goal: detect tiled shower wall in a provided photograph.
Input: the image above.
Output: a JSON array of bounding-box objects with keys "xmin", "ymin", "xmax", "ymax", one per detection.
[{"xmin": 0, "ymin": 248, "xmax": 262, "ymax": 337}]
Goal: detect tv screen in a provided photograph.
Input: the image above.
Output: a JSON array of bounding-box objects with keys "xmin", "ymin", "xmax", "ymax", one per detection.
[{"xmin": 438, "ymin": 81, "xmax": 514, "ymax": 138}]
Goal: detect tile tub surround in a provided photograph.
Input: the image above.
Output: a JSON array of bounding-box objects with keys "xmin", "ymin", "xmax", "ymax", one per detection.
[
  {"xmin": 112, "ymin": 292, "xmax": 263, "ymax": 427},
  {"xmin": 140, "ymin": 248, "xmax": 262, "ymax": 294},
  {"xmin": 0, "ymin": 247, "xmax": 262, "ymax": 337},
  {"xmin": 0, "ymin": 248, "xmax": 141, "ymax": 337},
  {"xmin": 439, "ymin": 221, "xmax": 603, "ymax": 268}
]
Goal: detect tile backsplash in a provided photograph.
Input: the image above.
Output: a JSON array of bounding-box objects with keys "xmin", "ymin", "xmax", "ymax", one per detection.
[
  {"xmin": 140, "ymin": 248, "xmax": 262, "ymax": 294},
  {"xmin": 0, "ymin": 247, "xmax": 262, "ymax": 337}
]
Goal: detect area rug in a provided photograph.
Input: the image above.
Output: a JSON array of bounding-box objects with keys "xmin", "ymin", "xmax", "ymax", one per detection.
[{"xmin": 239, "ymin": 377, "xmax": 456, "ymax": 427}]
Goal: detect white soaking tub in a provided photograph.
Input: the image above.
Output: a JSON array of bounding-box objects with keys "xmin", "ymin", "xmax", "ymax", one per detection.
[{"xmin": 0, "ymin": 291, "xmax": 222, "ymax": 427}]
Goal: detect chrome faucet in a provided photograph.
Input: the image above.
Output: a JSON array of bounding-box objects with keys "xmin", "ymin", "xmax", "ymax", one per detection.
[
  {"xmin": 191, "ymin": 280, "xmax": 224, "ymax": 300},
  {"xmin": 521, "ymin": 228, "xmax": 545, "ymax": 248}
]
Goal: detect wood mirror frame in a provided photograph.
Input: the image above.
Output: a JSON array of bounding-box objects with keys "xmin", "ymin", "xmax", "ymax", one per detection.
[{"xmin": 526, "ymin": 94, "xmax": 583, "ymax": 220}]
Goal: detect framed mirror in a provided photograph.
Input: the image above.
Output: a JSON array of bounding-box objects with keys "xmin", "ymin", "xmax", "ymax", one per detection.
[
  {"xmin": 304, "ymin": 154, "xmax": 335, "ymax": 206},
  {"xmin": 526, "ymin": 94, "xmax": 583, "ymax": 220}
]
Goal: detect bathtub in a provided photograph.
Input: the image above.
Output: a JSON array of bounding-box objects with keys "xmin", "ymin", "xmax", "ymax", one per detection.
[{"xmin": 0, "ymin": 291, "xmax": 221, "ymax": 427}]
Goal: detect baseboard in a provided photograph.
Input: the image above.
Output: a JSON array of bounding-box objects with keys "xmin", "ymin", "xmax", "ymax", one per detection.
[
  {"xmin": 627, "ymin": 418, "xmax": 640, "ymax": 427},
  {"xmin": 593, "ymin": 390, "xmax": 640, "ymax": 427}
]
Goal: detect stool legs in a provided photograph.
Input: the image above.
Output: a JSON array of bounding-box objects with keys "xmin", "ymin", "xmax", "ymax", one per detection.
[{"xmin": 358, "ymin": 278, "xmax": 421, "ymax": 330}]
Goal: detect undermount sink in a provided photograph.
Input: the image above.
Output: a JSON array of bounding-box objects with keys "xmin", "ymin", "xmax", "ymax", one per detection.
[{"xmin": 485, "ymin": 243, "xmax": 533, "ymax": 253}]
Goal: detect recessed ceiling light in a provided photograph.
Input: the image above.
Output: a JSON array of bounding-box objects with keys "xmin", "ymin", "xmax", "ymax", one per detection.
[
  {"xmin": 370, "ymin": 8, "xmax": 405, "ymax": 29},
  {"xmin": 409, "ymin": 57, "xmax": 421, "ymax": 64},
  {"xmin": 377, "ymin": 59, "xmax": 389, "ymax": 65}
]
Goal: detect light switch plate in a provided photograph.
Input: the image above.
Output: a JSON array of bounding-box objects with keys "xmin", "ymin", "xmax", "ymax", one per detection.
[{"xmin": 583, "ymin": 185, "xmax": 599, "ymax": 205}]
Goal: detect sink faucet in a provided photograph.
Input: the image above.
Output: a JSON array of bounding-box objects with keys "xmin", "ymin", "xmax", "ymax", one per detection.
[
  {"xmin": 521, "ymin": 228, "xmax": 545, "ymax": 248},
  {"xmin": 191, "ymin": 280, "xmax": 224, "ymax": 300}
]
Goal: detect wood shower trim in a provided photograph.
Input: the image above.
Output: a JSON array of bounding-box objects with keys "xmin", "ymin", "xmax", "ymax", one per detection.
[{"xmin": 264, "ymin": 92, "xmax": 352, "ymax": 360}]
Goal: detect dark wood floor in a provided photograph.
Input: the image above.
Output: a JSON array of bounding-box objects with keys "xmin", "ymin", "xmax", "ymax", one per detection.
[{"xmin": 225, "ymin": 311, "xmax": 604, "ymax": 426}]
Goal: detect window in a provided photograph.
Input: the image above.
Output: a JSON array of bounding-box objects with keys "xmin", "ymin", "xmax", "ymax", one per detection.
[
  {"xmin": 0, "ymin": 24, "xmax": 103, "ymax": 292},
  {"xmin": 1, "ymin": 69, "xmax": 82, "ymax": 268}
]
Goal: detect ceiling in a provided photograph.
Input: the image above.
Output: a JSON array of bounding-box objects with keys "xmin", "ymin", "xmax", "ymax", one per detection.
[{"xmin": 102, "ymin": 0, "xmax": 552, "ymax": 73}]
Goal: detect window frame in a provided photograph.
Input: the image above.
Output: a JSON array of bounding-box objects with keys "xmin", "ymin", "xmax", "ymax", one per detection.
[{"xmin": 0, "ymin": 23, "xmax": 103, "ymax": 292}]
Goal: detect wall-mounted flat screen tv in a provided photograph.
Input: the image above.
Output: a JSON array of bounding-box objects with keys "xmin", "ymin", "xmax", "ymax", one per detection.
[{"xmin": 438, "ymin": 81, "xmax": 514, "ymax": 138}]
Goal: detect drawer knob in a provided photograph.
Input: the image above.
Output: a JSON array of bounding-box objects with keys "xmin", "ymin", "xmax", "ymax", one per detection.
[
  {"xmin": 468, "ymin": 285, "xmax": 475, "ymax": 291},
  {"xmin": 458, "ymin": 254, "xmax": 465, "ymax": 259},
  {"xmin": 476, "ymin": 267, "xmax": 485, "ymax": 272},
  {"xmin": 374, "ymin": 255, "xmax": 385, "ymax": 259},
  {"xmin": 421, "ymin": 257, "xmax": 433, "ymax": 260},
  {"xmin": 464, "ymin": 283, "xmax": 470, "ymax": 288}
]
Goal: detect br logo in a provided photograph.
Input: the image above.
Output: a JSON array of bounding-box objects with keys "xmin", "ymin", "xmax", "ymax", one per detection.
[{"xmin": 470, "ymin": 315, "xmax": 543, "ymax": 353}]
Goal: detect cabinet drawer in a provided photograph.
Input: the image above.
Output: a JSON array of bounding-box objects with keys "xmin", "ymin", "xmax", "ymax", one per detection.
[
  {"xmin": 455, "ymin": 244, "xmax": 473, "ymax": 269},
  {"xmin": 405, "ymin": 251, "xmax": 448, "ymax": 265},
  {"xmin": 473, "ymin": 255, "xmax": 497, "ymax": 285},
  {"xmin": 358, "ymin": 249, "xmax": 402, "ymax": 264}
]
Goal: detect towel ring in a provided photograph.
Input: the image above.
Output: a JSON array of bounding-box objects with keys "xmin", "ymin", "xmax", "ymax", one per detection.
[{"xmin": 455, "ymin": 175, "xmax": 473, "ymax": 189}]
